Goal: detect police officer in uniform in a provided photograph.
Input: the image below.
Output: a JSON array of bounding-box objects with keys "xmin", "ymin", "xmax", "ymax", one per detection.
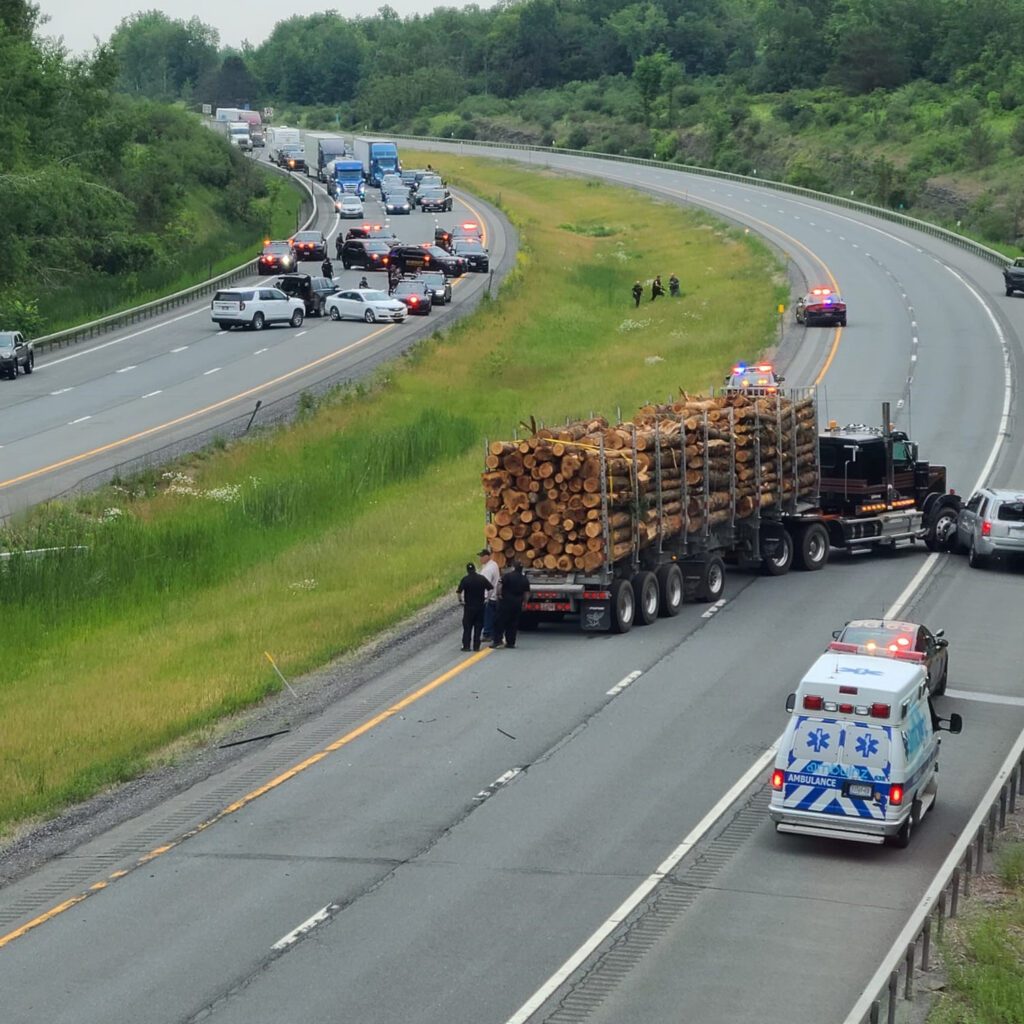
[
  {"xmin": 491, "ymin": 560, "xmax": 531, "ymax": 649},
  {"xmin": 456, "ymin": 562, "xmax": 492, "ymax": 651}
]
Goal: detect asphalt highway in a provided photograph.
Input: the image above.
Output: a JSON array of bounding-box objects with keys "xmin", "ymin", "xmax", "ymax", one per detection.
[
  {"xmin": 0, "ymin": 143, "xmax": 1021, "ymax": 1024},
  {"xmin": 0, "ymin": 153, "xmax": 508, "ymax": 517}
]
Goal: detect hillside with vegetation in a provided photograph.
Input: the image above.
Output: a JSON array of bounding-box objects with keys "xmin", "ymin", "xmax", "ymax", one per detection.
[
  {"xmin": 103, "ymin": 0, "xmax": 1024, "ymax": 249},
  {"xmin": 0, "ymin": 1, "xmax": 291, "ymax": 337}
]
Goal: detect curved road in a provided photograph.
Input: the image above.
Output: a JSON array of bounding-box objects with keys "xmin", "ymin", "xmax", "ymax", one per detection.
[
  {"xmin": 0, "ymin": 144, "xmax": 1021, "ymax": 1024},
  {"xmin": 0, "ymin": 155, "xmax": 510, "ymax": 517}
]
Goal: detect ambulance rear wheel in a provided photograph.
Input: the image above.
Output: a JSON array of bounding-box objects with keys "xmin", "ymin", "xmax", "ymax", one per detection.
[
  {"xmin": 610, "ymin": 579, "xmax": 635, "ymax": 634},
  {"xmin": 656, "ymin": 564, "xmax": 684, "ymax": 617},
  {"xmin": 697, "ymin": 556, "xmax": 726, "ymax": 603},
  {"xmin": 632, "ymin": 571, "xmax": 660, "ymax": 625},
  {"xmin": 890, "ymin": 801, "xmax": 919, "ymax": 848},
  {"xmin": 794, "ymin": 523, "xmax": 829, "ymax": 571}
]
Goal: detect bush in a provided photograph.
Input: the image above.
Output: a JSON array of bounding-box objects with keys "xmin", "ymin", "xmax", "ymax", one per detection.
[{"xmin": 0, "ymin": 293, "xmax": 45, "ymax": 337}]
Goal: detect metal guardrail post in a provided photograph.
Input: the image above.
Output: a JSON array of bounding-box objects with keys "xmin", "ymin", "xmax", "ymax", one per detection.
[
  {"xmin": 950, "ymin": 867, "xmax": 961, "ymax": 917},
  {"xmin": 999, "ymin": 784, "xmax": 1008, "ymax": 828},
  {"xmin": 976, "ymin": 826, "xmax": 986, "ymax": 871},
  {"xmin": 937, "ymin": 891, "xmax": 946, "ymax": 937},
  {"xmin": 921, "ymin": 916, "xmax": 932, "ymax": 972},
  {"xmin": 903, "ymin": 943, "xmax": 914, "ymax": 1000},
  {"xmin": 1011, "ymin": 767, "xmax": 1018, "ymax": 814},
  {"xmin": 868, "ymin": 1002, "xmax": 880, "ymax": 1024},
  {"xmin": 964, "ymin": 847, "xmax": 972, "ymax": 897},
  {"xmin": 886, "ymin": 971, "xmax": 898, "ymax": 1024},
  {"xmin": 987, "ymin": 806, "xmax": 997, "ymax": 852}
]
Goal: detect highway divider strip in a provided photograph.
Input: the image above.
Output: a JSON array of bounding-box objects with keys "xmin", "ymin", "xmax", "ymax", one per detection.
[{"xmin": 0, "ymin": 648, "xmax": 491, "ymax": 951}]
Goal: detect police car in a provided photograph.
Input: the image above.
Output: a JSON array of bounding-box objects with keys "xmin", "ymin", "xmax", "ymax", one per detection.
[
  {"xmin": 769, "ymin": 644, "xmax": 962, "ymax": 847},
  {"xmin": 795, "ymin": 287, "xmax": 847, "ymax": 327},
  {"xmin": 723, "ymin": 362, "xmax": 784, "ymax": 395}
]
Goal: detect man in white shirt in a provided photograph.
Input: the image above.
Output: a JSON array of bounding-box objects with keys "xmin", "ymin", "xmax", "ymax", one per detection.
[{"xmin": 478, "ymin": 548, "xmax": 501, "ymax": 642}]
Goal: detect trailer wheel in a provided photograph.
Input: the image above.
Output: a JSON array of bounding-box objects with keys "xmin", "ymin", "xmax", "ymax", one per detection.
[
  {"xmin": 924, "ymin": 505, "xmax": 959, "ymax": 552},
  {"xmin": 761, "ymin": 530, "xmax": 794, "ymax": 576},
  {"xmin": 697, "ymin": 556, "xmax": 726, "ymax": 603},
  {"xmin": 794, "ymin": 523, "xmax": 829, "ymax": 571},
  {"xmin": 610, "ymin": 579, "xmax": 635, "ymax": 634},
  {"xmin": 632, "ymin": 571, "xmax": 660, "ymax": 625},
  {"xmin": 656, "ymin": 564, "xmax": 684, "ymax": 617}
]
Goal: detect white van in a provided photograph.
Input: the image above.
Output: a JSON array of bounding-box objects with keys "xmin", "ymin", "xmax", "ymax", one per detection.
[{"xmin": 769, "ymin": 645, "xmax": 962, "ymax": 847}]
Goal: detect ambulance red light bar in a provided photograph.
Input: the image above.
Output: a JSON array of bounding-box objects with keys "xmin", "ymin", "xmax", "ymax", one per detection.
[
  {"xmin": 771, "ymin": 769, "xmax": 784, "ymax": 791},
  {"xmin": 827, "ymin": 641, "xmax": 925, "ymax": 664},
  {"xmin": 810, "ymin": 287, "xmax": 832, "ymax": 296}
]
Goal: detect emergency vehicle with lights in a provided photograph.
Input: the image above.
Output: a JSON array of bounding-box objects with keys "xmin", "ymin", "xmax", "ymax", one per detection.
[
  {"xmin": 796, "ymin": 287, "xmax": 847, "ymax": 327},
  {"xmin": 770, "ymin": 646, "xmax": 962, "ymax": 846},
  {"xmin": 510, "ymin": 399, "xmax": 962, "ymax": 635},
  {"xmin": 724, "ymin": 363, "xmax": 784, "ymax": 395}
]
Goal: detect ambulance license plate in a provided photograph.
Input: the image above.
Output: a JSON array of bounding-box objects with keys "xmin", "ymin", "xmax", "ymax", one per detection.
[{"xmin": 848, "ymin": 783, "xmax": 873, "ymax": 798}]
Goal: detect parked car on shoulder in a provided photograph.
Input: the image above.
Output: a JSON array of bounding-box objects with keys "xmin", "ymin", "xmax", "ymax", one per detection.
[
  {"xmin": 272, "ymin": 274, "xmax": 338, "ymax": 317},
  {"xmin": 211, "ymin": 288, "xmax": 305, "ymax": 331},
  {"xmin": 0, "ymin": 331, "xmax": 33, "ymax": 378},
  {"xmin": 325, "ymin": 289, "xmax": 407, "ymax": 323}
]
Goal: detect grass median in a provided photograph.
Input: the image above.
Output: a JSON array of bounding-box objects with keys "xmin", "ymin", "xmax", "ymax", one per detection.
[{"xmin": 0, "ymin": 153, "xmax": 785, "ymax": 837}]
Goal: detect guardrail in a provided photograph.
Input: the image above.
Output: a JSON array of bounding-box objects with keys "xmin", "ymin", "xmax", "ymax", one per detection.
[
  {"xmin": 842, "ymin": 732, "xmax": 1024, "ymax": 1024},
  {"xmin": 32, "ymin": 162, "xmax": 318, "ymax": 354},
  {"xmin": 388, "ymin": 133, "xmax": 1012, "ymax": 269}
]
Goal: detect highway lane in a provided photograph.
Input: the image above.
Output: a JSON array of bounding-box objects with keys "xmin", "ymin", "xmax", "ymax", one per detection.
[
  {"xmin": 0, "ymin": 146, "xmax": 1021, "ymax": 1024},
  {"xmin": 0, "ymin": 160, "xmax": 507, "ymax": 516}
]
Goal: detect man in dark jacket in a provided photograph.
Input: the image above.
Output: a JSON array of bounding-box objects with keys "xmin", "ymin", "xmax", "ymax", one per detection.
[
  {"xmin": 456, "ymin": 562, "xmax": 493, "ymax": 651},
  {"xmin": 492, "ymin": 561, "xmax": 531, "ymax": 649},
  {"xmin": 631, "ymin": 281, "xmax": 643, "ymax": 308},
  {"xmin": 650, "ymin": 275, "xmax": 664, "ymax": 301}
]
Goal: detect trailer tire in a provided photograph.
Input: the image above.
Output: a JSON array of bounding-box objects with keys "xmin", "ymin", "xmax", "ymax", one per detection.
[
  {"xmin": 761, "ymin": 530, "xmax": 794, "ymax": 576},
  {"xmin": 610, "ymin": 579, "xmax": 635, "ymax": 634},
  {"xmin": 632, "ymin": 571, "xmax": 660, "ymax": 625},
  {"xmin": 697, "ymin": 556, "xmax": 726, "ymax": 603},
  {"xmin": 656, "ymin": 564, "xmax": 684, "ymax": 617},
  {"xmin": 794, "ymin": 523, "xmax": 829, "ymax": 571}
]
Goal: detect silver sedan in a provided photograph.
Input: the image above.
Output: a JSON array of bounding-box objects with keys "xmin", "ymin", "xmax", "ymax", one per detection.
[{"xmin": 325, "ymin": 289, "xmax": 408, "ymax": 324}]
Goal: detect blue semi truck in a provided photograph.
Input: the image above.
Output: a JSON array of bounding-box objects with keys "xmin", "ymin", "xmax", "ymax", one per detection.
[{"xmin": 353, "ymin": 136, "xmax": 401, "ymax": 187}]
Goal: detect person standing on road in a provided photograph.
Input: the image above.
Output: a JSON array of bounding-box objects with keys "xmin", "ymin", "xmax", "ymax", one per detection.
[
  {"xmin": 358, "ymin": 276, "xmax": 370, "ymax": 288},
  {"xmin": 631, "ymin": 281, "xmax": 643, "ymax": 308},
  {"xmin": 457, "ymin": 562, "xmax": 492, "ymax": 652},
  {"xmin": 321, "ymin": 256, "xmax": 334, "ymax": 279},
  {"xmin": 478, "ymin": 548, "xmax": 501, "ymax": 642},
  {"xmin": 491, "ymin": 560, "xmax": 531, "ymax": 649},
  {"xmin": 388, "ymin": 264, "xmax": 400, "ymax": 294},
  {"xmin": 650, "ymin": 275, "xmax": 664, "ymax": 301}
]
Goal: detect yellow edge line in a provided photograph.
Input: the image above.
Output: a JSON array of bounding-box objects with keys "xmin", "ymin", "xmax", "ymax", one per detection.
[{"xmin": 0, "ymin": 648, "xmax": 491, "ymax": 950}]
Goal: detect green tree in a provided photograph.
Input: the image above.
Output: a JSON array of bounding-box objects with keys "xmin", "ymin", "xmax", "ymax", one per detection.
[
  {"xmin": 606, "ymin": 3, "xmax": 671, "ymax": 62},
  {"xmin": 633, "ymin": 50, "xmax": 672, "ymax": 125}
]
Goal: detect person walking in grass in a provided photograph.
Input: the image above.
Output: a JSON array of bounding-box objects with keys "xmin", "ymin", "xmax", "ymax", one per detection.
[
  {"xmin": 669, "ymin": 273, "xmax": 680, "ymax": 297},
  {"xmin": 650, "ymin": 275, "xmax": 665, "ymax": 301},
  {"xmin": 632, "ymin": 280, "xmax": 643, "ymax": 308},
  {"xmin": 478, "ymin": 548, "xmax": 501, "ymax": 642},
  {"xmin": 457, "ymin": 561, "xmax": 492, "ymax": 652}
]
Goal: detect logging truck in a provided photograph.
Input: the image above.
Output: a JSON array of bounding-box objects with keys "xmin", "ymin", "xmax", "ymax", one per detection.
[{"xmin": 482, "ymin": 395, "xmax": 961, "ymax": 634}]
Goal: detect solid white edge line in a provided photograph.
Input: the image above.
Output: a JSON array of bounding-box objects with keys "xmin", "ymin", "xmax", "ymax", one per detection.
[
  {"xmin": 271, "ymin": 904, "xmax": 333, "ymax": 951},
  {"xmin": 503, "ymin": 746, "xmax": 777, "ymax": 1024},
  {"xmin": 944, "ymin": 688, "xmax": 1024, "ymax": 708},
  {"xmin": 842, "ymin": 728, "xmax": 1024, "ymax": 1024}
]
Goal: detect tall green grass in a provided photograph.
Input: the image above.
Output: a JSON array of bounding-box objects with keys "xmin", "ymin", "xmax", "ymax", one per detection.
[{"xmin": 0, "ymin": 155, "xmax": 782, "ymax": 834}]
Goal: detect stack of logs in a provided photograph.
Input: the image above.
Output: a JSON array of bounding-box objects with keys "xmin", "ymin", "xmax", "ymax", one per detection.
[{"xmin": 482, "ymin": 392, "xmax": 817, "ymax": 571}]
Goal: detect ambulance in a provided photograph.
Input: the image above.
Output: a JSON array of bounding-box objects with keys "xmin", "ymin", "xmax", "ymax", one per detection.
[{"xmin": 769, "ymin": 644, "xmax": 962, "ymax": 847}]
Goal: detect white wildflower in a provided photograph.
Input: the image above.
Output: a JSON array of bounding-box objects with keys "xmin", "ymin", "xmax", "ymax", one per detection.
[
  {"xmin": 644, "ymin": 355, "xmax": 665, "ymax": 365},
  {"xmin": 203, "ymin": 484, "xmax": 241, "ymax": 503},
  {"xmin": 289, "ymin": 578, "xmax": 318, "ymax": 592},
  {"xmin": 618, "ymin": 318, "xmax": 652, "ymax": 333},
  {"xmin": 102, "ymin": 507, "xmax": 124, "ymax": 520}
]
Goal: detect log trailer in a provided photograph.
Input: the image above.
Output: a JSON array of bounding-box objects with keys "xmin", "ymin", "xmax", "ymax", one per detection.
[{"xmin": 483, "ymin": 396, "xmax": 961, "ymax": 634}]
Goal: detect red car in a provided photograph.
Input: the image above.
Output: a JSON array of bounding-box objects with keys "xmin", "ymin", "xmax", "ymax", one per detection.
[{"xmin": 796, "ymin": 287, "xmax": 847, "ymax": 327}]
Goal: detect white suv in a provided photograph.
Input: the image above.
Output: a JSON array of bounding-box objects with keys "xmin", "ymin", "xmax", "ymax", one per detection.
[{"xmin": 211, "ymin": 288, "xmax": 305, "ymax": 331}]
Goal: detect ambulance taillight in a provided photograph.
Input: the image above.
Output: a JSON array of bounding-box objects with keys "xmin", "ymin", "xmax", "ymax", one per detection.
[
  {"xmin": 771, "ymin": 769, "xmax": 784, "ymax": 791},
  {"xmin": 889, "ymin": 784, "xmax": 904, "ymax": 806},
  {"xmin": 803, "ymin": 695, "xmax": 824, "ymax": 710},
  {"xmin": 870, "ymin": 702, "xmax": 891, "ymax": 719}
]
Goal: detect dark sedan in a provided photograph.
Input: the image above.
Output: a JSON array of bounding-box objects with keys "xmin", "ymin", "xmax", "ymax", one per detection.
[
  {"xmin": 417, "ymin": 269, "xmax": 453, "ymax": 305},
  {"xmin": 452, "ymin": 238, "xmax": 489, "ymax": 272},
  {"xmin": 391, "ymin": 278, "xmax": 433, "ymax": 316},
  {"xmin": 291, "ymin": 230, "xmax": 328, "ymax": 262},
  {"xmin": 796, "ymin": 286, "xmax": 847, "ymax": 327},
  {"xmin": 418, "ymin": 188, "xmax": 453, "ymax": 213},
  {"xmin": 340, "ymin": 239, "xmax": 393, "ymax": 271},
  {"xmin": 389, "ymin": 244, "xmax": 466, "ymax": 278},
  {"xmin": 830, "ymin": 619, "xmax": 949, "ymax": 696}
]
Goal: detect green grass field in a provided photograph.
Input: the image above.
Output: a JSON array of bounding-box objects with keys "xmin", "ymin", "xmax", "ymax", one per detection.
[{"xmin": 0, "ymin": 154, "xmax": 783, "ymax": 836}]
